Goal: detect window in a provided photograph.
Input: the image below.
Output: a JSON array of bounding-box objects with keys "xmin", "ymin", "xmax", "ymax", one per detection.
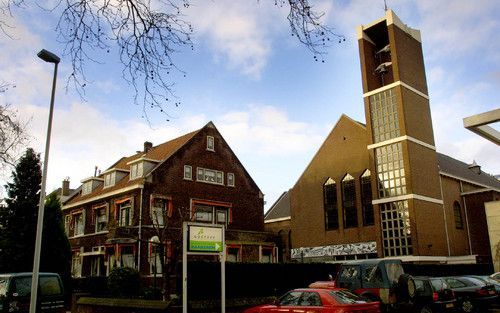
[
  {"xmin": 118, "ymin": 199, "xmax": 133, "ymax": 226},
  {"xmin": 207, "ymin": 136, "xmax": 215, "ymax": 151},
  {"xmin": 64, "ymin": 215, "xmax": 71, "ymax": 235},
  {"xmin": 375, "ymin": 143, "xmax": 407, "ymax": 198},
  {"xmin": 227, "ymin": 173, "xmax": 235, "ymax": 187},
  {"xmin": 324, "ymin": 178, "xmax": 338, "ymax": 230},
  {"xmin": 104, "ymin": 172, "xmax": 116, "ymax": 188},
  {"xmin": 184, "ymin": 165, "xmax": 192, "ymax": 180},
  {"xmin": 90, "ymin": 256, "xmax": 103, "ymax": 277},
  {"xmin": 130, "ymin": 162, "xmax": 143, "ymax": 180},
  {"xmin": 453, "ymin": 201, "xmax": 464, "ymax": 229},
  {"xmin": 380, "ymin": 201, "xmax": 412, "ymax": 256},
  {"xmin": 11, "ymin": 277, "xmax": 32, "ymax": 297},
  {"xmin": 71, "ymin": 251, "xmax": 82, "ymax": 277},
  {"xmin": 120, "ymin": 246, "xmax": 135, "ymax": 268},
  {"xmin": 260, "ymin": 246, "xmax": 274, "ymax": 263},
  {"xmin": 192, "ymin": 203, "xmax": 231, "ymax": 225},
  {"xmin": 226, "ymin": 246, "xmax": 241, "ymax": 262},
  {"xmin": 149, "ymin": 236, "xmax": 163, "ymax": 275},
  {"xmin": 342, "ymin": 174, "xmax": 357, "ymax": 228},
  {"xmin": 299, "ymin": 292, "xmax": 322, "ymax": 306},
  {"xmin": 82, "ymin": 181, "xmax": 93, "ymax": 195},
  {"xmin": 361, "ymin": 170, "xmax": 374, "ymax": 226},
  {"xmin": 369, "ymin": 88, "xmax": 400, "ymax": 143},
  {"xmin": 279, "ymin": 291, "xmax": 302, "ymax": 306},
  {"xmin": 94, "ymin": 206, "xmax": 108, "ymax": 233},
  {"xmin": 196, "ymin": 167, "xmax": 224, "ymax": 185},
  {"xmin": 39, "ymin": 276, "xmax": 63, "ymax": 296},
  {"xmin": 73, "ymin": 212, "xmax": 84, "ymax": 236},
  {"xmin": 151, "ymin": 196, "xmax": 171, "ymax": 226}
]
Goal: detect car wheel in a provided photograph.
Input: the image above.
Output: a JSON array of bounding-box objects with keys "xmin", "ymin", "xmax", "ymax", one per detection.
[
  {"xmin": 420, "ymin": 306, "xmax": 433, "ymax": 313},
  {"xmin": 397, "ymin": 273, "xmax": 416, "ymax": 301},
  {"xmin": 461, "ymin": 298, "xmax": 475, "ymax": 313}
]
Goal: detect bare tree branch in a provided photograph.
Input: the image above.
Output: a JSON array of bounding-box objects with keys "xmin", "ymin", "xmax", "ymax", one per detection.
[
  {"xmin": 1, "ymin": 1, "xmax": 344, "ymax": 121},
  {"xmin": 0, "ymin": 82, "xmax": 29, "ymax": 169}
]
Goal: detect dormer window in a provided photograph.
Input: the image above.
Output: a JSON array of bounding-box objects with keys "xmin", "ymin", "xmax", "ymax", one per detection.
[
  {"xmin": 207, "ymin": 136, "xmax": 215, "ymax": 151},
  {"xmin": 130, "ymin": 162, "xmax": 144, "ymax": 180},
  {"xmin": 82, "ymin": 182, "xmax": 92, "ymax": 195},
  {"xmin": 104, "ymin": 172, "xmax": 116, "ymax": 188}
]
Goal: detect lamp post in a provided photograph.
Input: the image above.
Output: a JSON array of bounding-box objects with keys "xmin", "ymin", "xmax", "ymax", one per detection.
[{"xmin": 30, "ymin": 49, "xmax": 60, "ymax": 313}]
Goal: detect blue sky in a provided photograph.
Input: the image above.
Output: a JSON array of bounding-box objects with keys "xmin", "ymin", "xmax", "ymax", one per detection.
[{"xmin": 0, "ymin": 0, "xmax": 499, "ymax": 210}]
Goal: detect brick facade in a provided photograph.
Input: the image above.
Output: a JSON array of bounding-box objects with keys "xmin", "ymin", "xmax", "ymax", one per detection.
[{"xmin": 63, "ymin": 122, "xmax": 277, "ymax": 280}]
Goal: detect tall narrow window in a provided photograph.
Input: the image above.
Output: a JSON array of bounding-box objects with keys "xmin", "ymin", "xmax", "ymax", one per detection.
[
  {"xmin": 184, "ymin": 165, "xmax": 192, "ymax": 180},
  {"xmin": 118, "ymin": 200, "xmax": 133, "ymax": 226},
  {"xmin": 361, "ymin": 170, "xmax": 374, "ymax": 226},
  {"xmin": 151, "ymin": 196, "xmax": 171, "ymax": 226},
  {"xmin": 453, "ymin": 201, "xmax": 463, "ymax": 229},
  {"xmin": 207, "ymin": 136, "xmax": 215, "ymax": 151},
  {"xmin": 94, "ymin": 206, "xmax": 108, "ymax": 232},
  {"xmin": 342, "ymin": 174, "xmax": 357, "ymax": 228},
  {"xmin": 149, "ymin": 236, "xmax": 163, "ymax": 275},
  {"xmin": 324, "ymin": 178, "xmax": 338, "ymax": 230}
]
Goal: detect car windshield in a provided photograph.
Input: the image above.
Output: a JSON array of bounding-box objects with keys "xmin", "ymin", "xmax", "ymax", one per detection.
[
  {"xmin": 465, "ymin": 277, "xmax": 486, "ymax": 286},
  {"xmin": 385, "ymin": 263, "xmax": 404, "ymax": 284},
  {"xmin": 12, "ymin": 277, "xmax": 31, "ymax": 297},
  {"xmin": 0, "ymin": 279, "xmax": 7, "ymax": 296},
  {"xmin": 329, "ymin": 290, "xmax": 368, "ymax": 304},
  {"xmin": 40, "ymin": 276, "xmax": 62, "ymax": 296},
  {"xmin": 430, "ymin": 278, "xmax": 448, "ymax": 291}
]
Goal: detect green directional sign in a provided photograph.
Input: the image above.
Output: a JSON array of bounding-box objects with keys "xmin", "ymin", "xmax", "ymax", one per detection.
[{"xmin": 188, "ymin": 225, "xmax": 223, "ymax": 252}]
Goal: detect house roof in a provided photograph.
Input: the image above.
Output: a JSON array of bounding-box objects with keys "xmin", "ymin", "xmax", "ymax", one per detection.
[
  {"xmin": 437, "ymin": 153, "xmax": 500, "ymax": 191},
  {"xmin": 63, "ymin": 128, "xmax": 200, "ymax": 207},
  {"xmin": 264, "ymin": 190, "xmax": 291, "ymax": 221}
]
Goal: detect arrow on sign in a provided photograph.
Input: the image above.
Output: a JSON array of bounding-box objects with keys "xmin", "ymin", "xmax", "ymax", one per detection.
[{"xmin": 215, "ymin": 243, "xmax": 221, "ymax": 251}]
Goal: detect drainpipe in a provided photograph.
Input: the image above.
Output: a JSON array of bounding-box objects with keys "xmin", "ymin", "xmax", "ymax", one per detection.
[
  {"xmin": 460, "ymin": 181, "xmax": 473, "ymax": 255},
  {"xmin": 438, "ymin": 175, "xmax": 451, "ymax": 256},
  {"xmin": 138, "ymin": 187, "xmax": 144, "ymax": 271}
]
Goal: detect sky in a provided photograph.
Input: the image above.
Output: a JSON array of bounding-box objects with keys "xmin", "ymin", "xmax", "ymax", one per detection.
[{"xmin": 0, "ymin": 0, "xmax": 499, "ymax": 211}]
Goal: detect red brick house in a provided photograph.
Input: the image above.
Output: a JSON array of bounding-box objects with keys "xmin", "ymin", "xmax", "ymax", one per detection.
[{"xmin": 62, "ymin": 122, "xmax": 277, "ymax": 278}]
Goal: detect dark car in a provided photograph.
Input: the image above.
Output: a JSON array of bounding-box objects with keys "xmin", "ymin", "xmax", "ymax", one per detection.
[
  {"xmin": 309, "ymin": 259, "xmax": 416, "ymax": 312},
  {"xmin": 412, "ymin": 276, "xmax": 456, "ymax": 313},
  {"xmin": 0, "ymin": 273, "xmax": 65, "ymax": 313},
  {"xmin": 243, "ymin": 287, "xmax": 380, "ymax": 313},
  {"xmin": 438, "ymin": 276, "xmax": 497, "ymax": 313},
  {"xmin": 465, "ymin": 275, "xmax": 500, "ymax": 296}
]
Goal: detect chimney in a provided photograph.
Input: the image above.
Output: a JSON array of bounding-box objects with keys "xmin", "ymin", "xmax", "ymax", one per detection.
[
  {"xmin": 144, "ymin": 141, "xmax": 153, "ymax": 153},
  {"xmin": 468, "ymin": 160, "xmax": 481, "ymax": 175},
  {"xmin": 62, "ymin": 178, "xmax": 70, "ymax": 196}
]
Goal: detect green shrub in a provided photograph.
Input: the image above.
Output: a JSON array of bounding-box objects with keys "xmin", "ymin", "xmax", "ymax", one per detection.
[{"xmin": 107, "ymin": 267, "xmax": 142, "ymax": 298}]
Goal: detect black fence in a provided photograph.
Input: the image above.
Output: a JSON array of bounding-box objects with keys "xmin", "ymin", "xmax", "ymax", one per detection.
[{"xmin": 72, "ymin": 261, "xmax": 493, "ymax": 299}]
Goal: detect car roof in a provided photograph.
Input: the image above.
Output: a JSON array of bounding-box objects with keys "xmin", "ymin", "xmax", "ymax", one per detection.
[
  {"xmin": 339, "ymin": 259, "xmax": 402, "ymax": 266},
  {"xmin": 0, "ymin": 272, "xmax": 59, "ymax": 278}
]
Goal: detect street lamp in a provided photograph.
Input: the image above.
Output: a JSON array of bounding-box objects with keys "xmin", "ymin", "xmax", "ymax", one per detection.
[{"xmin": 30, "ymin": 49, "xmax": 60, "ymax": 313}]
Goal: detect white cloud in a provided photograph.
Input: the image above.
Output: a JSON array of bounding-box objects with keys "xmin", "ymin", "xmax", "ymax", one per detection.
[{"xmin": 189, "ymin": 0, "xmax": 284, "ymax": 78}]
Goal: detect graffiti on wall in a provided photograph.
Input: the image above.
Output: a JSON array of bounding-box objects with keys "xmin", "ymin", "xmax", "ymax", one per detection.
[{"xmin": 291, "ymin": 241, "xmax": 377, "ymax": 259}]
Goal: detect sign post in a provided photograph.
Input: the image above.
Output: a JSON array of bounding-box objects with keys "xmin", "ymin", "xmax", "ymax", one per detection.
[{"xmin": 183, "ymin": 222, "xmax": 225, "ymax": 313}]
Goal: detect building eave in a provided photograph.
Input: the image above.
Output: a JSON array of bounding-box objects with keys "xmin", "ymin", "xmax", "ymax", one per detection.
[{"xmin": 62, "ymin": 183, "xmax": 144, "ymax": 210}]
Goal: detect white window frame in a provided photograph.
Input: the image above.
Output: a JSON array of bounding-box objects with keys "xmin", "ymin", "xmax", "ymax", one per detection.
[
  {"xmin": 82, "ymin": 181, "xmax": 92, "ymax": 195},
  {"xmin": 118, "ymin": 200, "xmax": 133, "ymax": 226},
  {"xmin": 196, "ymin": 167, "xmax": 224, "ymax": 185},
  {"xmin": 151, "ymin": 197, "xmax": 168, "ymax": 227},
  {"xmin": 64, "ymin": 215, "xmax": 71, "ymax": 235},
  {"xmin": 184, "ymin": 165, "xmax": 192, "ymax": 180},
  {"xmin": 192, "ymin": 204, "xmax": 229, "ymax": 226},
  {"xmin": 227, "ymin": 173, "xmax": 235, "ymax": 187},
  {"xmin": 149, "ymin": 236, "xmax": 163, "ymax": 275},
  {"xmin": 207, "ymin": 136, "xmax": 215, "ymax": 151},
  {"xmin": 130, "ymin": 162, "xmax": 144, "ymax": 180},
  {"xmin": 104, "ymin": 172, "xmax": 116, "ymax": 188},
  {"xmin": 71, "ymin": 251, "xmax": 82, "ymax": 277},
  {"xmin": 94, "ymin": 205, "xmax": 108, "ymax": 233},
  {"xmin": 73, "ymin": 212, "xmax": 85, "ymax": 236}
]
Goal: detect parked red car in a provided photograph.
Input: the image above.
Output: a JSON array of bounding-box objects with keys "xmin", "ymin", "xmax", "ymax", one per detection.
[{"xmin": 243, "ymin": 288, "xmax": 380, "ymax": 313}]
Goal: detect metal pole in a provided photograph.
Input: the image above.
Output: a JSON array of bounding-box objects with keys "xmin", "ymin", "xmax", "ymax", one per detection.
[
  {"xmin": 30, "ymin": 61, "xmax": 58, "ymax": 313},
  {"xmin": 182, "ymin": 223, "xmax": 188, "ymax": 313},
  {"xmin": 221, "ymin": 228, "xmax": 225, "ymax": 313}
]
